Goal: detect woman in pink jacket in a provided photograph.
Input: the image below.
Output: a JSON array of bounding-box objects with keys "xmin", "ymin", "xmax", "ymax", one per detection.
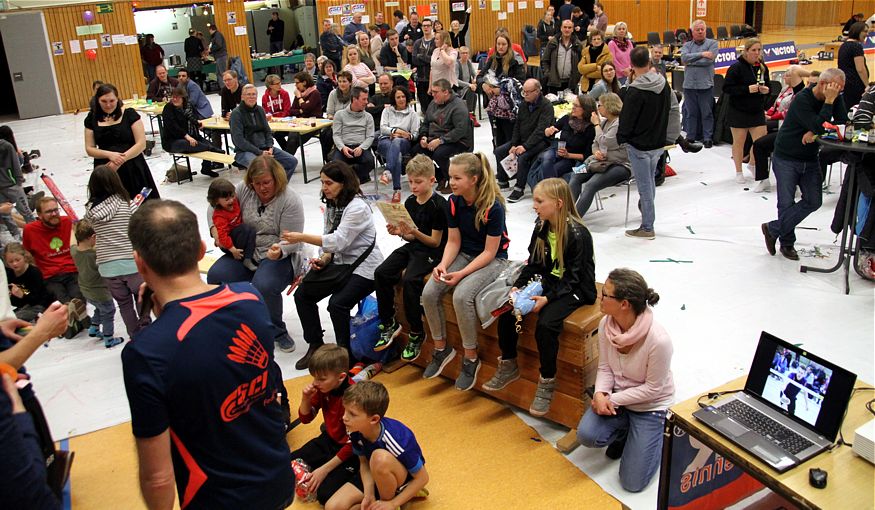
[
  {"xmin": 607, "ymin": 22, "xmax": 633, "ymax": 84},
  {"xmin": 576, "ymin": 267, "xmax": 674, "ymax": 493}
]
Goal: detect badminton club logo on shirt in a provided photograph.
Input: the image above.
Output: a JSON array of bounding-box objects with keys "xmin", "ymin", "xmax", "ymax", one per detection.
[{"xmin": 220, "ymin": 323, "xmax": 273, "ymax": 422}]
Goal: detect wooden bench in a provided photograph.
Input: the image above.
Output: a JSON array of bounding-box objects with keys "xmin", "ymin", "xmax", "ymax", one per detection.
[
  {"xmin": 169, "ymin": 151, "xmax": 236, "ymax": 184},
  {"xmin": 393, "ymin": 284, "xmax": 603, "ymax": 451}
]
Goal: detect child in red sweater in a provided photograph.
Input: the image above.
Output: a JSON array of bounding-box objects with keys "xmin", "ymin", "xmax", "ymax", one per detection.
[{"xmin": 207, "ymin": 178, "xmax": 257, "ymax": 271}]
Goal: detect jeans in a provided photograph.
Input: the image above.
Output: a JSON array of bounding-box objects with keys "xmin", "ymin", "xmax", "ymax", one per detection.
[
  {"xmin": 294, "ymin": 273, "xmax": 374, "ymax": 354},
  {"xmin": 207, "ymin": 254, "xmax": 295, "ymax": 339},
  {"xmin": 421, "ymin": 254, "xmax": 507, "ymax": 350},
  {"xmin": 105, "ymin": 272, "xmax": 151, "ymax": 337},
  {"xmin": 377, "ymin": 137, "xmax": 411, "ymax": 190},
  {"xmin": 494, "ymin": 141, "xmax": 548, "ymax": 190},
  {"xmin": 235, "ymin": 149, "xmax": 297, "ymax": 178},
  {"xmin": 373, "ymin": 244, "xmax": 437, "ymax": 334},
  {"xmin": 682, "ymin": 87, "xmax": 714, "ymax": 142},
  {"xmin": 577, "ymin": 407, "xmax": 667, "ymax": 493},
  {"xmin": 767, "ymin": 154, "xmax": 823, "ymax": 248},
  {"xmin": 215, "ymin": 54, "xmax": 228, "ymax": 76},
  {"xmin": 626, "ymin": 146, "xmax": 662, "ymax": 231},
  {"xmin": 537, "ymin": 148, "xmax": 578, "ymax": 180},
  {"xmin": 569, "ymin": 164, "xmax": 632, "ymax": 216},
  {"xmin": 0, "ymin": 185, "xmax": 35, "ymax": 225},
  {"xmin": 89, "ymin": 299, "xmax": 116, "ymax": 337}
]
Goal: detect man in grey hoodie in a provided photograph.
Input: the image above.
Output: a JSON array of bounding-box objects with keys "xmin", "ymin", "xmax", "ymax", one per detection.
[
  {"xmin": 332, "ymin": 87, "xmax": 376, "ymax": 183},
  {"xmin": 230, "ymin": 84, "xmax": 298, "ymax": 176},
  {"xmin": 617, "ymin": 47, "xmax": 671, "ymax": 240}
]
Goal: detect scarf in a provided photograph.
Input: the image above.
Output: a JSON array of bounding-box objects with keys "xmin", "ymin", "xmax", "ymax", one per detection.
[
  {"xmin": 240, "ymin": 103, "xmax": 270, "ymax": 133},
  {"xmin": 568, "ymin": 115, "xmax": 586, "ymax": 133},
  {"xmin": 603, "ymin": 307, "xmax": 653, "ymax": 349},
  {"xmin": 588, "ymin": 44, "xmax": 602, "ymax": 63},
  {"xmin": 613, "ymin": 37, "xmax": 630, "ymax": 52},
  {"xmin": 300, "ymin": 85, "xmax": 317, "ymax": 99},
  {"xmin": 336, "ymin": 87, "xmax": 352, "ymax": 104}
]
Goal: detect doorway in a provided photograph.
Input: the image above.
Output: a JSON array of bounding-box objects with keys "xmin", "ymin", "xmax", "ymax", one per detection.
[
  {"xmin": 744, "ymin": 1, "xmax": 763, "ymax": 33},
  {"xmin": 0, "ymin": 32, "xmax": 18, "ymax": 119}
]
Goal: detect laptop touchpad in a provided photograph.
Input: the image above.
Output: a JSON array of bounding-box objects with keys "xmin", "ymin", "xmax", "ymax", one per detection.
[{"xmin": 720, "ymin": 417, "xmax": 749, "ymax": 437}]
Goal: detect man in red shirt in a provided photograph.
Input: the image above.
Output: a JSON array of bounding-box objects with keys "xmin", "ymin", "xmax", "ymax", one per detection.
[{"xmin": 140, "ymin": 34, "xmax": 165, "ymax": 82}]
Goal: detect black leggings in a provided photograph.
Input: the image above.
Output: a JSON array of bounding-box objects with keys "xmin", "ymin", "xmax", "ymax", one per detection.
[
  {"xmin": 373, "ymin": 244, "xmax": 436, "ymax": 334},
  {"xmin": 289, "ymin": 431, "xmax": 358, "ymax": 505},
  {"xmin": 496, "ymin": 293, "xmax": 581, "ymax": 378},
  {"xmin": 294, "ymin": 273, "xmax": 374, "ymax": 359}
]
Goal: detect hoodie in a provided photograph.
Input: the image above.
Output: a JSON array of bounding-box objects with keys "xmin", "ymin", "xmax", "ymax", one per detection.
[
  {"xmin": 0, "ymin": 140, "xmax": 23, "ymax": 189},
  {"xmin": 617, "ymin": 71, "xmax": 671, "ymax": 151}
]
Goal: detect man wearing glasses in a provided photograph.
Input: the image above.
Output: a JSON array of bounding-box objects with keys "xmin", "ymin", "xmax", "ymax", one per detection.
[
  {"xmin": 412, "ymin": 19, "xmax": 437, "ymax": 111},
  {"xmin": 494, "ymin": 79, "xmax": 554, "ymax": 203}
]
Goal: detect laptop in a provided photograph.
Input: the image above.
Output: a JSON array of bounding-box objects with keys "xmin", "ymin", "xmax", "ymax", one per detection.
[{"xmin": 693, "ymin": 331, "xmax": 857, "ymax": 472}]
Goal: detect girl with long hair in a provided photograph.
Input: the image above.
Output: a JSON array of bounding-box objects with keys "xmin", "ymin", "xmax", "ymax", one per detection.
[{"xmin": 587, "ymin": 62, "xmax": 621, "ymax": 100}]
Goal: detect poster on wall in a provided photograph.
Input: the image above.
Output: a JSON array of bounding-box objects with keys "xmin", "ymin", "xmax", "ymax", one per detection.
[
  {"xmin": 83, "ymin": 39, "xmax": 98, "ymax": 50},
  {"xmin": 696, "ymin": 0, "xmax": 706, "ymax": 18},
  {"xmin": 479, "ymin": 0, "xmax": 486, "ymax": 9},
  {"xmin": 328, "ymin": 5, "xmax": 342, "ymax": 15},
  {"xmin": 342, "ymin": 4, "xmax": 352, "ymax": 15},
  {"xmin": 111, "ymin": 34, "xmax": 125, "ymax": 44},
  {"xmin": 352, "ymin": 3, "xmax": 365, "ymax": 13},
  {"xmin": 518, "ymin": 1, "xmax": 527, "ymax": 9},
  {"xmin": 101, "ymin": 34, "xmax": 112, "ymax": 47},
  {"xmin": 430, "ymin": 2, "xmax": 437, "ymax": 15},
  {"xmin": 234, "ymin": 26, "xmax": 247, "ymax": 36},
  {"xmin": 491, "ymin": 0, "xmax": 501, "ymax": 11},
  {"xmin": 124, "ymin": 35, "xmax": 138, "ymax": 45},
  {"xmin": 52, "ymin": 42, "xmax": 64, "ymax": 56},
  {"xmin": 340, "ymin": 15, "xmax": 351, "ymax": 25},
  {"xmin": 508, "ymin": 2, "xmax": 514, "ymax": 13},
  {"xmin": 452, "ymin": 2, "xmax": 465, "ymax": 11},
  {"xmin": 227, "ymin": 11, "xmax": 237, "ymax": 24},
  {"xmin": 70, "ymin": 40, "xmax": 81, "ymax": 53}
]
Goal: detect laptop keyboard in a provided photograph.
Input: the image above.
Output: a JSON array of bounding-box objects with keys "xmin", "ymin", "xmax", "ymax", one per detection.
[{"xmin": 721, "ymin": 400, "xmax": 815, "ymax": 455}]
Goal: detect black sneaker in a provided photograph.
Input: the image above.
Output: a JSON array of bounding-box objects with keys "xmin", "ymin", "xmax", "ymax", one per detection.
[
  {"xmin": 201, "ymin": 168, "xmax": 219, "ymax": 178},
  {"xmin": 507, "ymin": 188, "xmax": 524, "ymax": 203}
]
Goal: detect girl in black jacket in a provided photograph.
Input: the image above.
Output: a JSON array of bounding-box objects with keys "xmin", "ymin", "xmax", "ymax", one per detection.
[
  {"xmin": 161, "ymin": 85, "xmax": 224, "ymax": 177},
  {"xmin": 482, "ymin": 178, "xmax": 596, "ymax": 416}
]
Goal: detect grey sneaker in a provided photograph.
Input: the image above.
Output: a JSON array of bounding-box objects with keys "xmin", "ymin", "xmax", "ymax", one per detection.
[
  {"xmin": 276, "ymin": 333, "xmax": 296, "ymax": 353},
  {"xmin": 455, "ymin": 357, "xmax": 481, "ymax": 391},
  {"xmin": 482, "ymin": 357, "xmax": 520, "ymax": 392},
  {"xmin": 422, "ymin": 347, "xmax": 456, "ymax": 379},
  {"xmin": 625, "ymin": 228, "xmax": 656, "ymax": 240},
  {"xmin": 529, "ymin": 377, "xmax": 556, "ymax": 416}
]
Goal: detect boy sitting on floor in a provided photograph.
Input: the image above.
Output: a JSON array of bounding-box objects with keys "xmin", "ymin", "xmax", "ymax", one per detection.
[
  {"xmin": 291, "ymin": 344, "xmax": 358, "ymax": 505},
  {"xmin": 327, "ymin": 380, "xmax": 429, "ymax": 510}
]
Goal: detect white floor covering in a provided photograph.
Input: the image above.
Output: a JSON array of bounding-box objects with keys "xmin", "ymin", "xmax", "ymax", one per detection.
[{"xmin": 7, "ymin": 87, "xmax": 873, "ymax": 509}]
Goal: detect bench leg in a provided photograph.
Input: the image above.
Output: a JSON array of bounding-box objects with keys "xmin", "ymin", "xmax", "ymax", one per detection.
[{"xmin": 556, "ymin": 429, "xmax": 580, "ymax": 454}]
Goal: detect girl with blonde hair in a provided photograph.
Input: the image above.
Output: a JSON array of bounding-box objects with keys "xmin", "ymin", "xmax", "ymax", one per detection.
[
  {"xmin": 420, "ymin": 153, "xmax": 510, "ymax": 391},
  {"xmin": 482, "ymin": 178, "xmax": 597, "ymax": 415},
  {"xmin": 342, "ymin": 45, "xmax": 376, "ymax": 88}
]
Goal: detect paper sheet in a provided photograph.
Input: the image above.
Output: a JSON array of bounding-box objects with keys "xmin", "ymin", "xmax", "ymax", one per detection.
[
  {"xmin": 535, "ymin": 0, "xmax": 543, "ymax": 8},
  {"xmin": 70, "ymin": 40, "xmax": 81, "ymax": 53},
  {"xmin": 508, "ymin": 2, "xmax": 514, "ymax": 13},
  {"xmin": 234, "ymin": 26, "xmax": 247, "ymax": 36},
  {"xmin": 497, "ymin": 11, "xmax": 507, "ymax": 20},
  {"xmin": 518, "ymin": 1, "xmax": 527, "ymax": 9},
  {"xmin": 491, "ymin": 0, "xmax": 500, "ymax": 11},
  {"xmin": 111, "ymin": 34, "xmax": 125, "ymax": 45},
  {"xmin": 83, "ymin": 39, "xmax": 98, "ymax": 50},
  {"xmin": 124, "ymin": 35, "xmax": 138, "ymax": 45},
  {"xmin": 375, "ymin": 201, "xmax": 414, "ymax": 228}
]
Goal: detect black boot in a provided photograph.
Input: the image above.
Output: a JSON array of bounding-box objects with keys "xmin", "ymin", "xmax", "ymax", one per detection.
[{"xmin": 677, "ymin": 136, "xmax": 703, "ymax": 153}]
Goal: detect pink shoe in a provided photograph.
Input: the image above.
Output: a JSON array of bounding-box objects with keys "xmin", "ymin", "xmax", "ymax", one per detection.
[{"xmin": 379, "ymin": 170, "xmax": 392, "ymax": 186}]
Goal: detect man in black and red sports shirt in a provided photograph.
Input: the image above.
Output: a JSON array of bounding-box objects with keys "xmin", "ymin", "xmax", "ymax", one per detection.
[{"xmin": 122, "ymin": 200, "xmax": 293, "ymax": 509}]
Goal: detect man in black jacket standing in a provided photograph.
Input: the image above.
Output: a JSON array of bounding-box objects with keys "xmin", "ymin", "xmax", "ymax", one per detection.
[
  {"xmin": 617, "ymin": 47, "xmax": 671, "ymax": 240},
  {"xmin": 494, "ymin": 79, "xmax": 554, "ymax": 203},
  {"xmin": 412, "ymin": 18, "xmax": 437, "ymax": 112},
  {"xmin": 267, "ymin": 11, "xmax": 285, "ymax": 53}
]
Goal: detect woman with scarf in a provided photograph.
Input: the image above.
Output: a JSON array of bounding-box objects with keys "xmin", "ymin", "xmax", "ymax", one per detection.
[
  {"xmin": 607, "ymin": 22, "xmax": 633, "ymax": 84},
  {"xmin": 161, "ymin": 85, "xmax": 225, "ymax": 177},
  {"xmin": 576, "ymin": 267, "xmax": 674, "ymax": 493},
  {"xmin": 535, "ymin": 93, "xmax": 597, "ymax": 181},
  {"xmin": 316, "ymin": 59, "xmax": 339, "ymax": 112}
]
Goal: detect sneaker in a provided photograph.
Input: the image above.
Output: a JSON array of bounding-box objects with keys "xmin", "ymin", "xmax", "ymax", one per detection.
[
  {"xmin": 761, "ymin": 223, "xmax": 777, "ymax": 256},
  {"xmin": 753, "ymin": 179, "xmax": 771, "ymax": 193},
  {"xmin": 349, "ymin": 362, "xmax": 366, "ymax": 376},
  {"xmin": 605, "ymin": 434, "xmax": 628, "ymax": 460},
  {"xmin": 380, "ymin": 170, "xmax": 392, "ymax": 186},
  {"xmin": 201, "ymin": 168, "xmax": 219, "ymax": 178},
  {"xmin": 497, "ymin": 179, "xmax": 510, "ymax": 190},
  {"xmin": 242, "ymin": 258, "xmax": 258, "ymax": 272},
  {"xmin": 625, "ymin": 228, "xmax": 656, "ymax": 240},
  {"xmin": 295, "ymin": 343, "xmax": 322, "ymax": 370},
  {"xmin": 735, "ymin": 172, "xmax": 746, "ymax": 184},
  {"xmin": 507, "ymin": 188, "xmax": 524, "ymax": 203},
  {"xmin": 103, "ymin": 335, "xmax": 124, "ymax": 348},
  {"xmin": 88, "ymin": 324, "xmax": 100, "ymax": 337},
  {"xmin": 276, "ymin": 333, "xmax": 296, "ymax": 353},
  {"xmin": 391, "ymin": 190, "xmax": 402, "ymax": 203},
  {"xmin": 455, "ymin": 357, "xmax": 481, "ymax": 391},
  {"xmin": 374, "ymin": 319, "xmax": 402, "ymax": 352},
  {"xmin": 481, "ymin": 357, "xmax": 519, "ymax": 392},
  {"xmin": 64, "ymin": 298, "xmax": 87, "ymax": 339},
  {"xmin": 422, "ymin": 347, "xmax": 456, "ymax": 379},
  {"xmin": 401, "ymin": 332, "xmax": 424, "ymax": 361},
  {"xmin": 529, "ymin": 377, "xmax": 556, "ymax": 416},
  {"xmin": 351, "ymin": 362, "xmax": 383, "ymax": 382}
]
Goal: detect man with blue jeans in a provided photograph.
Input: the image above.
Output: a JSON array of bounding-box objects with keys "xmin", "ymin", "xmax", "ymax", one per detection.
[
  {"xmin": 617, "ymin": 47, "xmax": 671, "ymax": 239},
  {"xmin": 230, "ymin": 84, "xmax": 298, "ymax": 177},
  {"xmin": 680, "ymin": 20, "xmax": 718, "ymax": 148},
  {"xmin": 762, "ymin": 68, "xmax": 847, "ymax": 260}
]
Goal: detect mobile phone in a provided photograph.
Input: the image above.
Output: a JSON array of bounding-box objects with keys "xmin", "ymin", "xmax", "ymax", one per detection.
[{"xmin": 138, "ymin": 286, "xmax": 154, "ymax": 319}]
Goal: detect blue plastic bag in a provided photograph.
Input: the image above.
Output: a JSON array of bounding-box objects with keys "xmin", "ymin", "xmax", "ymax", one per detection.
[{"xmin": 350, "ymin": 295, "xmax": 391, "ymax": 363}]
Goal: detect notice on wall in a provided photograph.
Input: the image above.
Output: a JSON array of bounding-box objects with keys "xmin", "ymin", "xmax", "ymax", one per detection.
[
  {"xmin": 479, "ymin": 0, "xmax": 486, "ymax": 9},
  {"xmin": 83, "ymin": 39, "xmax": 98, "ymax": 50},
  {"xmin": 52, "ymin": 42, "xmax": 64, "ymax": 56},
  {"xmin": 124, "ymin": 35, "xmax": 138, "ymax": 45},
  {"xmin": 69, "ymin": 40, "xmax": 81, "ymax": 53},
  {"xmin": 101, "ymin": 34, "xmax": 112, "ymax": 47},
  {"xmin": 111, "ymin": 34, "xmax": 125, "ymax": 45},
  {"xmin": 696, "ymin": 0, "xmax": 706, "ymax": 17},
  {"xmin": 491, "ymin": 0, "xmax": 500, "ymax": 11},
  {"xmin": 340, "ymin": 16, "xmax": 351, "ymax": 25},
  {"xmin": 328, "ymin": 5, "xmax": 342, "ymax": 15},
  {"xmin": 497, "ymin": 11, "xmax": 507, "ymax": 20},
  {"xmin": 518, "ymin": 1, "xmax": 527, "ymax": 9},
  {"xmin": 535, "ymin": 0, "xmax": 544, "ymax": 8},
  {"xmin": 385, "ymin": 1, "xmax": 400, "ymax": 6},
  {"xmin": 342, "ymin": 4, "xmax": 351, "ymax": 15},
  {"xmin": 507, "ymin": 2, "xmax": 514, "ymax": 13},
  {"xmin": 452, "ymin": 2, "xmax": 465, "ymax": 11},
  {"xmin": 352, "ymin": 3, "xmax": 365, "ymax": 13},
  {"xmin": 430, "ymin": 2, "xmax": 437, "ymax": 15},
  {"xmin": 227, "ymin": 11, "xmax": 237, "ymax": 24},
  {"xmin": 234, "ymin": 26, "xmax": 247, "ymax": 36}
]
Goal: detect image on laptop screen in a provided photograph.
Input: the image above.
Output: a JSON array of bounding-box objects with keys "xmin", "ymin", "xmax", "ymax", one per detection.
[{"xmin": 763, "ymin": 346, "xmax": 832, "ymax": 427}]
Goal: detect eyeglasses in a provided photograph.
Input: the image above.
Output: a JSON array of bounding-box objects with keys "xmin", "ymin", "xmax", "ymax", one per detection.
[
  {"xmin": 601, "ymin": 289, "xmax": 619, "ymax": 300},
  {"xmin": 521, "ymin": 88, "xmax": 538, "ymax": 95},
  {"xmin": 42, "ymin": 208, "xmax": 61, "ymax": 215}
]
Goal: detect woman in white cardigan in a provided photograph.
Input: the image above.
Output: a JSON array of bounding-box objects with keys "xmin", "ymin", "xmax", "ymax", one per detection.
[{"xmin": 377, "ymin": 87, "xmax": 421, "ymax": 201}]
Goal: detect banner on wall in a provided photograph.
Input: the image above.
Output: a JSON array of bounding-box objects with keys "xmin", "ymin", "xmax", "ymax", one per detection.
[
  {"xmin": 328, "ymin": 5, "xmax": 342, "ymax": 15},
  {"xmin": 762, "ymin": 41, "xmax": 797, "ymax": 65},
  {"xmin": 864, "ymin": 33, "xmax": 875, "ymax": 54},
  {"xmin": 696, "ymin": 0, "xmax": 706, "ymax": 18},
  {"xmin": 713, "ymin": 47, "xmax": 738, "ymax": 70}
]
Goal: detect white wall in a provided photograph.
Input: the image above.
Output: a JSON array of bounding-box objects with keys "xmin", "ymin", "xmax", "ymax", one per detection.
[{"xmin": 133, "ymin": 8, "xmax": 193, "ymax": 44}]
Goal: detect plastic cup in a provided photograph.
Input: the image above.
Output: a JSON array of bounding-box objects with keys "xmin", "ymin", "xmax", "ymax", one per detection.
[{"xmin": 558, "ymin": 141, "xmax": 566, "ymax": 150}]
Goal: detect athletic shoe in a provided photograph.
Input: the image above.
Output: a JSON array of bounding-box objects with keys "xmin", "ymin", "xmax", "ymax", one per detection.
[
  {"xmin": 497, "ymin": 179, "xmax": 510, "ymax": 190},
  {"xmin": 103, "ymin": 335, "xmax": 124, "ymax": 348},
  {"xmin": 88, "ymin": 325, "xmax": 101, "ymax": 337},
  {"xmin": 201, "ymin": 168, "xmax": 220, "ymax": 178},
  {"xmin": 507, "ymin": 188, "xmax": 524, "ymax": 203},
  {"xmin": 454, "ymin": 357, "xmax": 481, "ymax": 391},
  {"xmin": 349, "ymin": 362, "xmax": 366, "ymax": 376},
  {"xmin": 374, "ymin": 319, "xmax": 402, "ymax": 352},
  {"xmin": 64, "ymin": 298, "xmax": 87, "ymax": 339},
  {"xmin": 481, "ymin": 357, "xmax": 519, "ymax": 392},
  {"xmin": 753, "ymin": 179, "xmax": 771, "ymax": 193},
  {"xmin": 401, "ymin": 332, "xmax": 424, "ymax": 362},
  {"xmin": 735, "ymin": 172, "xmax": 746, "ymax": 184},
  {"xmin": 529, "ymin": 377, "xmax": 556, "ymax": 416},
  {"xmin": 351, "ymin": 362, "xmax": 383, "ymax": 382},
  {"xmin": 379, "ymin": 170, "xmax": 392, "ymax": 186},
  {"xmin": 276, "ymin": 333, "xmax": 296, "ymax": 353},
  {"xmin": 422, "ymin": 347, "xmax": 456, "ymax": 379},
  {"xmin": 625, "ymin": 228, "xmax": 656, "ymax": 240}
]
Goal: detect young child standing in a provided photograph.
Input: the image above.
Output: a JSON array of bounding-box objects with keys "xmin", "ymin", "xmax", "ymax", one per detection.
[
  {"xmin": 482, "ymin": 178, "xmax": 597, "ymax": 416},
  {"xmin": 208, "ymin": 178, "xmax": 258, "ymax": 272},
  {"xmin": 326, "ymin": 380, "xmax": 429, "ymax": 510},
  {"xmin": 71, "ymin": 220, "xmax": 122, "ymax": 347},
  {"xmin": 3, "ymin": 243, "xmax": 51, "ymax": 322},
  {"xmin": 420, "ymin": 152, "xmax": 510, "ymax": 391},
  {"xmin": 291, "ymin": 344, "xmax": 358, "ymax": 505},
  {"xmin": 83, "ymin": 166, "xmax": 150, "ymax": 338},
  {"xmin": 372, "ymin": 155, "xmax": 447, "ymax": 360}
]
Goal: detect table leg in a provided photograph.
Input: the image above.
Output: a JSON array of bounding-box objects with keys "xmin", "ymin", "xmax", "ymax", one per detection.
[{"xmin": 295, "ymin": 132, "xmax": 310, "ymax": 184}]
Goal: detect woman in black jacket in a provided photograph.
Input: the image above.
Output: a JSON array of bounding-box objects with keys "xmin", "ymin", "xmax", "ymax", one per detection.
[
  {"xmin": 723, "ymin": 38, "xmax": 770, "ymax": 184},
  {"xmin": 537, "ymin": 6, "xmax": 558, "ymax": 57},
  {"xmin": 481, "ymin": 177, "xmax": 596, "ymax": 417},
  {"xmin": 479, "ymin": 34, "xmax": 527, "ymax": 85},
  {"xmin": 161, "ymin": 85, "xmax": 224, "ymax": 177}
]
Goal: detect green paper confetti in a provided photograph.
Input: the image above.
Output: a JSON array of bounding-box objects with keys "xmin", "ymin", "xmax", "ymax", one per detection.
[
  {"xmin": 681, "ymin": 304, "xmax": 686, "ymax": 310},
  {"xmin": 700, "ymin": 181, "xmax": 708, "ymax": 186},
  {"xmin": 649, "ymin": 258, "xmax": 694, "ymax": 263},
  {"xmin": 686, "ymin": 226, "xmax": 696, "ymax": 235},
  {"xmin": 761, "ymin": 196, "xmax": 768, "ymax": 200}
]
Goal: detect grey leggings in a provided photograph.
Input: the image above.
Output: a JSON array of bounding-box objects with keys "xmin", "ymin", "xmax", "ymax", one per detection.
[{"xmin": 421, "ymin": 254, "xmax": 508, "ymax": 350}]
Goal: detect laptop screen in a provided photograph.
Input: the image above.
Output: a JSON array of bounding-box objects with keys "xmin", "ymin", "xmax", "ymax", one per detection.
[{"xmin": 744, "ymin": 332, "xmax": 857, "ymax": 442}]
